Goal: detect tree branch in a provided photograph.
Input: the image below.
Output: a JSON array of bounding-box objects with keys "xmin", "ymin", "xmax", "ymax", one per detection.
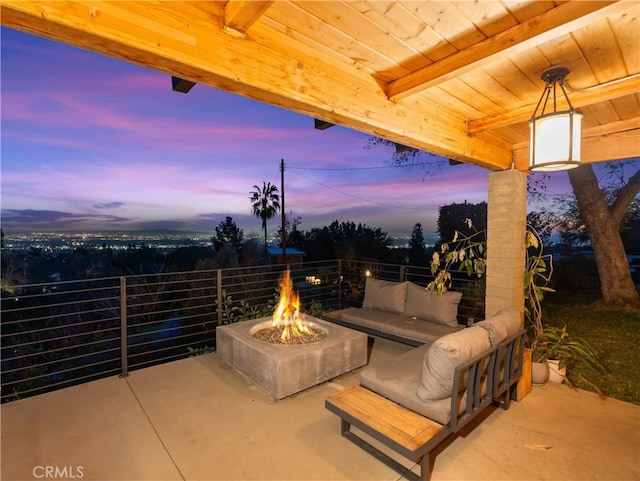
[{"xmin": 609, "ymin": 168, "xmax": 640, "ymax": 224}]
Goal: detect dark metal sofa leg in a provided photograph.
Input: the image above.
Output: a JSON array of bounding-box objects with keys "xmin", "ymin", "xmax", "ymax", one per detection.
[
  {"xmin": 503, "ymin": 387, "xmax": 512, "ymax": 409},
  {"xmin": 340, "ymin": 418, "xmax": 351, "ymax": 435},
  {"xmin": 420, "ymin": 452, "xmax": 432, "ymax": 481},
  {"xmin": 510, "ymin": 382, "xmax": 519, "ymax": 405},
  {"xmin": 339, "ymin": 419, "xmax": 422, "ymax": 481}
]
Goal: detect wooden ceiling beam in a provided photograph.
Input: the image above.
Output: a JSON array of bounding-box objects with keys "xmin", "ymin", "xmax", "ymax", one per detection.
[
  {"xmin": 387, "ymin": 1, "xmax": 624, "ymax": 100},
  {"xmin": 224, "ymin": 1, "xmax": 273, "ymax": 35},
  {"xmin": 468, "ymin": 76, "xmax": 640, "ymax": 133},
  {"xmin": 580, "ymin": 116, "xmax": 640, "ymax": 139},
  {"xmin": 0, "ymin": 0, "xmax": 513, "ymax": 170}
]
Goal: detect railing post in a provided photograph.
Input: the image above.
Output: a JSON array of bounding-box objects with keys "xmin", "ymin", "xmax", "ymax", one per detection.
[
  {"xmin": 217, "ymin": 269, "xmax": 223, "ymax": 325},
  {"xmin": 337, "ymin": 260, "xmax": 342, "ymax": 310},
  {"xmin": 119, "ymin": 276, "xmax": 129, "ymax": 378}
]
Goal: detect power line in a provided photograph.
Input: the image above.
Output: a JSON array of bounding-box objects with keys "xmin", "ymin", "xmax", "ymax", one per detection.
[
  {"xmin": 287, "ymin": 159, "xmax": 449, "ymax": 171},
  {"xmin": 289, "ymin": 165, "xmax": 397, "ymax": 171},
  {"xmin": 289, "ymin": 169, "xmax": 427, "ymax": 210}
]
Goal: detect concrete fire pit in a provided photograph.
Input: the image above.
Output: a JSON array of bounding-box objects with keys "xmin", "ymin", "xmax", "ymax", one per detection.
[{"xmin": 216, "ymin": 316, "xmax": 367, "ymax": 399}]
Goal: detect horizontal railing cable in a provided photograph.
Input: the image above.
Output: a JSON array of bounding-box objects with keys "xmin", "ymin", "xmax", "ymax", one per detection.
[
  {"xmin": 1, "ymin": 259, "xmax": 485, "ymax": 403},
  {"xmin": 2, "ymin": 346, "xmax": 121, "ymax": 375},
  {"xmin": 3, "ymin": 367, "xmax": 123, "ymax": 401}
]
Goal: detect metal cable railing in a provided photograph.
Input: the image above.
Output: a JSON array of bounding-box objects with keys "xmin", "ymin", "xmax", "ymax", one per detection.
[{"xmin": 1, "ymin": 259, "xmax": 484, "ymax": 403}]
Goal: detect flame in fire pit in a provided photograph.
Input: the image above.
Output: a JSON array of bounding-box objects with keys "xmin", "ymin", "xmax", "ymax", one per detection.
[
  {"xmin": 252, "ymin": 269, "xmax": 327, "ymax": 345},
  {"xmin": 272, "ymin": 269, "xmax": 301, "ymax": 336}
]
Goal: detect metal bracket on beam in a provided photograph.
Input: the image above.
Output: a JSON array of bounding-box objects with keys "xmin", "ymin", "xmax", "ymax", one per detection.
[
  {"xmin": 394, "ymin": 143, "xmax": 416, "ymax": 153},
  {"xmin": 172, "ymin": 76, "xmax": 196, "ymax": 93},
  {"xmin": 314, "ymin": 119, "xmax": 334, "ymax": 130}
]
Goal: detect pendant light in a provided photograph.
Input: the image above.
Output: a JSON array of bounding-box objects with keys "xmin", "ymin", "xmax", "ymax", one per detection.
[{"xmin": 529, "ymin": 66, "xmax": 582, "ymax": 171}]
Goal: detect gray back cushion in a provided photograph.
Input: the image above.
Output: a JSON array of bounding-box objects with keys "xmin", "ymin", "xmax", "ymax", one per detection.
[
  {"xmin": 404, "ymin": 282, "xmax": 462, "ymax": 328},
  {"xmin": 475, "ymin": 306, "xmax": 522, "ymax": 346},
  {"xmin": 417, "ymin": 325, "xmax": 491, "ymax": 401},
  {"xmin": 362, "ymin": 278, "xmax": 408, "ymax": 314}
]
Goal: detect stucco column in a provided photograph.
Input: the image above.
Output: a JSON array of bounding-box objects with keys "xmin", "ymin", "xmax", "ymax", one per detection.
[{"xmin": 485, "ymin": 170, "xmax": 527, "ymax": 317}]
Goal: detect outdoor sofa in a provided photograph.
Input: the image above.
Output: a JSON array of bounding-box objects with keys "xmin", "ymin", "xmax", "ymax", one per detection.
[
  {"xmin": 326, "ymin": 306, "xmax": 526, "ymax": 481},
  {"xmin": 328, "ymin": 277, "xmax": 466, "ymax": 346}
]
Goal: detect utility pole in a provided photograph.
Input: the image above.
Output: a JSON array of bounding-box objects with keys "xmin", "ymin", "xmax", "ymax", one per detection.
[{"xmin": 280, "ymin": 159, "xmax": 286, "ymax": 259}]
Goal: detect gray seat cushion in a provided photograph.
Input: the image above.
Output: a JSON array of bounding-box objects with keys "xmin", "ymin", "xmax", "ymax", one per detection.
[
  {"xmin": 341, "ymin": 307, "xmax": 463, "ymax": 344},
  {"xmin": 360, "ymin": 344, "xmax": 459, "ymax": 425},
  {"xmin": 341, "ymin": 307, "xmax": 397, "ymax": 330},
  {"xmin": 384, "ymin": 316, "xmax": 463, "ymax": 344}
]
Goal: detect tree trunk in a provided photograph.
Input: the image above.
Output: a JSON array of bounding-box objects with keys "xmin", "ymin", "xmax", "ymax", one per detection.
[
  {"xmin": 263, "ymin": 220, "xmax": 268, "ymax": 257},
  {"xmin": 567, "ymin": 165, "xmax": 639, "ymax": 306}
]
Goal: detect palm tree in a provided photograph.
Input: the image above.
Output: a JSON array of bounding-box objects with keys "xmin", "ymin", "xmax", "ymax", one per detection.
[{"xmin": 249, "ymin": 181, "xmax": 280, "ymax": 254}]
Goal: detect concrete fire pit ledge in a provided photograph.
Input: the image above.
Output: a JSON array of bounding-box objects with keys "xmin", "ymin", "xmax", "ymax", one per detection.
[{"xmin": 216, "ymin": 316, "xmax": 368, "ymax": 399}]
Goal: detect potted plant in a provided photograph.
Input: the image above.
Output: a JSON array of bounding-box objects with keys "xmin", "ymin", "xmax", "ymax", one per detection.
[
  {"xmin": 529, "ymin": 324, "xmax": 603, "ymax": 384},
  {"xmin": 429, "ymin": 220, "xmax": 604, "ymax": 389},
  {"xmin": 522, "ymin": 227, "xmax": 554, "ymax": 385}
]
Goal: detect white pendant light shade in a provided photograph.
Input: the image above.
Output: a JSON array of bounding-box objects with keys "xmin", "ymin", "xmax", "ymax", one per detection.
[
  {"xmin": 529, "ymin": 66, "xmax": 583, "ymax": 171},
  {"xmin": 529, "ymin": 110, "xmax": 583, "ymax": 171}
]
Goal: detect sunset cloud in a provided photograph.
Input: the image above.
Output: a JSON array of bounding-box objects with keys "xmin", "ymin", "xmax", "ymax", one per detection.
[{"xmin": 1, "ymin": 28, "xmax": 582, "ymax": 239}]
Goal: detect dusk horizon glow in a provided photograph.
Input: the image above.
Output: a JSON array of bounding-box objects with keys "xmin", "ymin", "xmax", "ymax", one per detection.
[{"xmin": 1, "ymin": 28, "xmax": 576, "ymax": 240}]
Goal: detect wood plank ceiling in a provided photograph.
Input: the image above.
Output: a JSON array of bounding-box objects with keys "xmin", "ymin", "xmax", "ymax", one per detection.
[{"xmin": 2, "ymin": 0, "xmax": 639, "ymax": 171}]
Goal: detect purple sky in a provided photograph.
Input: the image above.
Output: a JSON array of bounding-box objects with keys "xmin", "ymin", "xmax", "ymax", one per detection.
[{"xmin": 1, "ymin": 27, "xmax": 578, "ymax": 239}]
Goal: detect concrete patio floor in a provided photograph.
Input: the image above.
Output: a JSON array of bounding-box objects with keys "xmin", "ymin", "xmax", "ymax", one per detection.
[{"xmin": 2, "ymin": 337, "xmax": 638, "ymax": 481}]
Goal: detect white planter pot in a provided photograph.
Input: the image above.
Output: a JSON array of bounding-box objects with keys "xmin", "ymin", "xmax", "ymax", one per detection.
[
  {"xmin": 532, "ymin": 361, "xmax": 549, "ymax": 386},
  {"xmin": 548, "ymin": 359, "xmax": 566, "ymax": 383}
]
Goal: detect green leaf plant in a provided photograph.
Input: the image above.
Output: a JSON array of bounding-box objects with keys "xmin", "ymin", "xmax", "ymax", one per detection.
[
  {"xmin": 529, "ymin": 324, "xmax": 601, "ymax": 368},
  {"xmin": 427, "ymin": 218, "xmax": 486, "ymax": 294},
  {"xmin": 523, "ymin": 226, "xmax": 555, "ymax": 337},
  {"xmin": 428, "ymin": 220, "xmax": 605, "ymax": 378}
]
